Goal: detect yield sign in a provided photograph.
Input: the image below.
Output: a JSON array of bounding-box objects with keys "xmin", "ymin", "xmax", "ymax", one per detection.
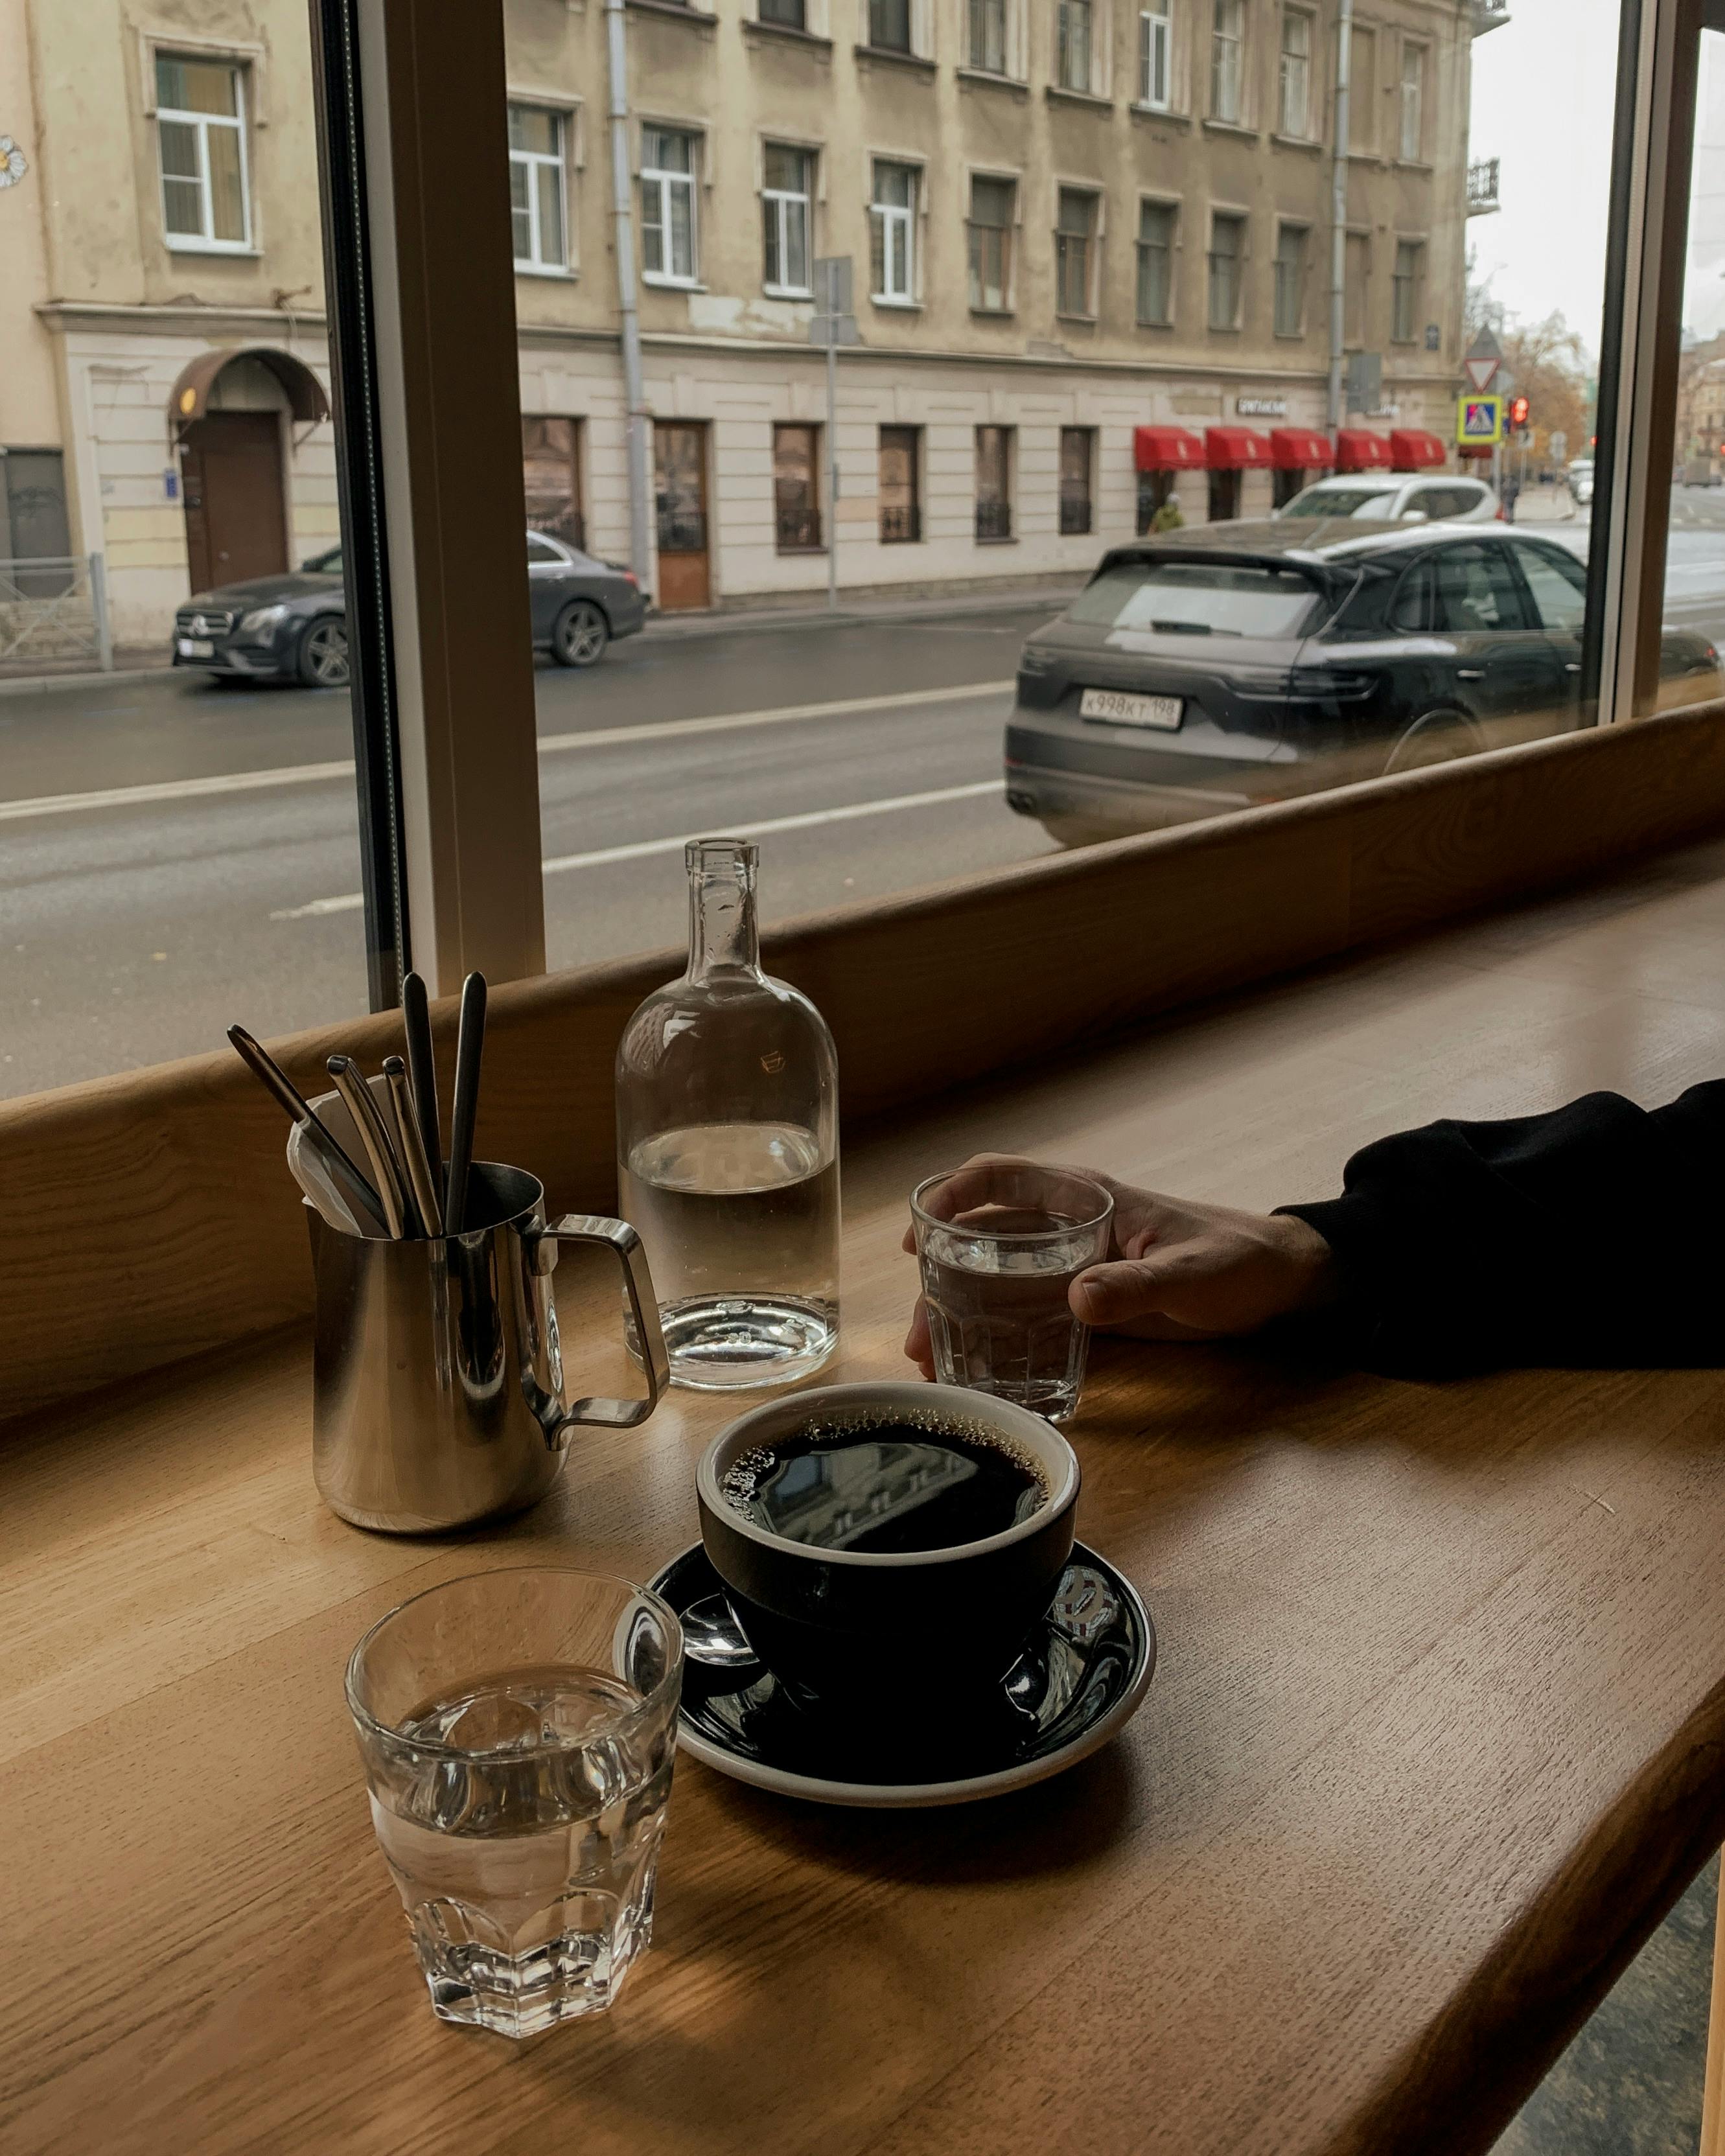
[{"xmin": 1463, "ymin": 327, "xmax": 1503, "ymax": 392}]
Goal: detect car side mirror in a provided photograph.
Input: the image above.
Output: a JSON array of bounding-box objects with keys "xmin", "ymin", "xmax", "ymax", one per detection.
[{"xmin": 1400, "ymin": 509, "xmax": 1428, "ymax": 524}]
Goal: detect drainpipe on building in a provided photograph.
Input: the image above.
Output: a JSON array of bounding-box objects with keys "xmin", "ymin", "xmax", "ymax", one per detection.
[
  {"xmin": 605, "ymin": 0, "xmax": 653, "ymax": 592},
  {"xmin": 1326, "ymin": 0, "xmax": 1355, "ymax": 435}
]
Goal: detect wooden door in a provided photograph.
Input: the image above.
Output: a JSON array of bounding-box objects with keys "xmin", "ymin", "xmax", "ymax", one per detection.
[
  {"xmin": 654, "ymin": 421, "xmax": 710, "ymax": 610},
  {"xmin": 180, "ymin": 411, "xmax": 288, "ymax": 592}
]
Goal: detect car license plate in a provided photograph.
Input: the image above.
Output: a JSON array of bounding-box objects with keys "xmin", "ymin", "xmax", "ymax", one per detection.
[
  {"xmin": 1079, "ymin": 687, "xmax": 1182, "ymax": 730},
  {"xmin": 178, "ymin": 637, "xmax": 214, "ymax": 658}
]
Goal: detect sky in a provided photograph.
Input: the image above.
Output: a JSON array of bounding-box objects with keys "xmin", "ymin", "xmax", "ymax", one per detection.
[{"xmin": 1680, "ymin": 32, "xmax": 1725, "ymax": 342}]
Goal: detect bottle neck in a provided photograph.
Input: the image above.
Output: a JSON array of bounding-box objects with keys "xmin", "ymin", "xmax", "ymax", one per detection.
[{"xmin": 686, "ymin": 844, "xmax": 760, "ymax": 980}]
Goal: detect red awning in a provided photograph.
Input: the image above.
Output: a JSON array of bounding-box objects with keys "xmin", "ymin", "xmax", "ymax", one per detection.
[
  {"xmin": 1133, "ymin": 425, "xmax": 1207, "ymax": 472},
  {"xmin": 1334, "ymin": 429, "xmax": 1394, "ymax": 472},
  {"xmin": 1205, "ymin": 427, "xmax": 1273, "ymax": 469},
  {"xmin": 1269, "ymin": 428, "xmax": 1334, "ymax": 470},
  {"xmin": 1389, "ymin": 428, "xmax": 1447, "ymax": 470}
]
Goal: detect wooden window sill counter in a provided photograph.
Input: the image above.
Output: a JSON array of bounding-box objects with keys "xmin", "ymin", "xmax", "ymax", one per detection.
[{"xmin": 10, "ymin": 833, "xmax": 1725, "ymax": 2154}]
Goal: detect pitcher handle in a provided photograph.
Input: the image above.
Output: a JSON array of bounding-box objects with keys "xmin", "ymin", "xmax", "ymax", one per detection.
[{"xmin": 531, "ymin": 1214, "xmax": 669, "ymax": 1433}]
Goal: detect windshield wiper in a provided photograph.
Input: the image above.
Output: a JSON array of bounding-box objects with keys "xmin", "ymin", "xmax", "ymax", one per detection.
[{"xmin": 1149, "ymin": 619, "xmax": 1241, "ymax": 636}]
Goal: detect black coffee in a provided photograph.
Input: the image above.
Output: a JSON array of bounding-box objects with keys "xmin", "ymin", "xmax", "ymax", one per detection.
[{"xmin": 719, "ymin": 1415, "xmax": 1048, "ymax": 1555}]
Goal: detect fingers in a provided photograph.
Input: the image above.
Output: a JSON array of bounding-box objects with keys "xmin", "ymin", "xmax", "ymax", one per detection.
[
  {"xmin": 1070, "ymin": 1256, "xmax": 1182, "ymax": 1328},
  {"xmin": 912, "ymin": 1153, "xmax": 1043, "ymax": 1225},
  {"xmin": 903, "ymin": 1294, "xmax": 934, "ymax": 1376}
]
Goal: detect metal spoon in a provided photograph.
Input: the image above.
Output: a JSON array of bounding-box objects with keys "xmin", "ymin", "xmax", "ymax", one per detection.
[{"xmin": 680, "ymin": 1593, "xmax": 761, "ymax": 1670}]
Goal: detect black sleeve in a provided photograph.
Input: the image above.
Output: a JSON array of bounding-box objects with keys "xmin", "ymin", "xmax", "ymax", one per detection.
[{"xmin": 1277, "ymin": 1081, "xmax": 1725, "ymax": 1377}]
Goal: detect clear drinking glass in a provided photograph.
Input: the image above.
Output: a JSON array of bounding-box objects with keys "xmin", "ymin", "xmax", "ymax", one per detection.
[
  {"xmin": 345, "ymin": 1567, "xmax": 682, "ymax": 2037},
  {"xmin": 911, "ymin": 1164, "xmax": 1114, "ymax": 1424},
  {"xmin": 616, "ymin": 837, "xmax": 841, "ymax": 1390}
]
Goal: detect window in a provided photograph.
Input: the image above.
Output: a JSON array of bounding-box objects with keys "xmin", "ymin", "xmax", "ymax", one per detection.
[
  {"xmin": 761, "ymin": 143, "xmax": 813, "ymax": 296},
  {"xmin": 508, "ymin": 106, "xmax": 567, "ymax": 273},
  {"xmin": 1400, "ymin": 41, "xmax": 1427, "ymax": 161},
  {"xmin": 1211, "ymin": 0, "xmax": 1245, "ymax": 124},
  {"xmin": 155, "ymin": 55, "xmax": 250, "ymax": 249},
  {"xmin": 774, "ymin": 424, "xmax": 823, "ymax": 551},
  {"xmin": 1059, "ymin": 428, "xmax": 1094, "ymax": 535},
  {"xmin": 1136, "ymin": 469, "xmax": 1179, "ymax": 532},
  {"xmin": 1208, "ymin": 213, "xmax": 1245, "ymax": 329},
  {"xmin": 869, "ymin": 0, "xmax": 913, "ymax": 51},
  {"xmin": 1140, "ymin": 1, "xmax": 1172, "ymax": 108},
  {"xmin": 1058, "ymin": 0, "xmax": 1094, "ymax": 91},
  {"xmin": 641, "ymin": 127, "xmax": 698, "ymax": 284},
  {"xmin": 879, "ymin": 425, "xmax": 922, "ymax": 541},
  {"xmin": 1056, "ymin": 190, "xmax": 1099, "ymax": 317},
  {"xmin": 523, "ymin": 416, "xmax": 585, "ymax": 549},
  {"xmin": 969, "ymin": 0, "xmax": 1010, "ymax": 71},
  {"xmin": 1279, "ymin": 10, "xmax": 1312, "ymax": 137},
  {"xmin": 1349, "ymin": 25, "xmax": 1376, "ymax": 153},
  {"xmin": 1394, "ymin": 544, "xmax": 1531, "ymax": 635},
  {"xmin": 1070, "ymin": 559, "xmax": 1321, "ymax": 634},
  {"xmin": 976, "ymin": 425, "xmax": 1013, "ymax": 539},
  {"xmin": 1209, "ymin": 467, "xmax": 1242, "ymax": 520},
  {"xmin": 1392, "ymin": 239, "xmax": 1422, "ymax": 343},
  {"xmin": 1514, "ymin": 543, "xmax": 1588, "ymax": 634},
  {"xmin": 1137, "ymin": 200, "xmax": 1177, "ymax": 325},
  {"xmin": 1273, "ymin": 223, "xmax": 1306, "ymax": 336},
  {"xmin": 1344, "ymin": 230, "xmax": 1369, "ymax": 345},
  {"xmin": 871, "ymin": 163, "xmax": 918, "ymax": 303},
  {"xmin": 759, "ymin": 0, "xmax": 807, "ymax": 23},
  {"xmin": 968, "ymin": 176, "xmax": 1015, "ymax": 310}
]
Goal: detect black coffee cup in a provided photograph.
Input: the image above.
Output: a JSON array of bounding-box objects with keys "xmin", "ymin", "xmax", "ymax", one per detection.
[{"xmin": 696, "ymin": 1380, "xmax": 1080, "ymax": 1710}]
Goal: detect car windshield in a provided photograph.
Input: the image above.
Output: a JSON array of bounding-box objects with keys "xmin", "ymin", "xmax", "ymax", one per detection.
[
  {"xmin": 1279, "ymin": 485, "xmax": 1398, "ymax": 519},
  {"xmin": 1069, "ymin": 561, "xmax": 1323, "ymax": 640}
]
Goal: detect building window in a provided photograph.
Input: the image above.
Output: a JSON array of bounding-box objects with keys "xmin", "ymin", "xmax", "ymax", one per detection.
[
  {"xmin": 155, "ymin": 55, "xmax": 250, "ymax": 250},
  {"xmin": 968, "ymin": 176, "xmax": 1015, "ymax": 310},
  {"xmin": 1345, "ymin": 229, "xmax": 1369, "ymax": 345},
  {"xmin": 761, "ymin": 143, "xmax": 813, "ymax": 296},
  {"xmin": 641, "ymin": 127, "xmax": 698, "ymax": 284},
  {"xmin": 1273, "ymin": 222, "xmax": 1306, "ymax": 336},
  {"xmin": 508, "ymin": 106, "xmax": 568, "ymax": 273},
  {"xmin": 759, "ymin": 0, "xmax": 807, "ymax": 23},
  {"xmin": 871, "ymin": 162, "xmax": 918, "ymax": 302},
  {"xmin": 969, "ymin": 0, "xmax": 1009, "ymax": 71},
  {"xmin": 522, "ymin": 417, "xmax": 585, "ymax": 549},
  {"xmin": 1272, "ymin": 465, "xmax": 1306, "ymax": 509},
  {"xmin": 1208, "ymin": 212, "xmax": 1245, "ymax": 329},
  {"xmin": 880, "ymin": 425, "xmax": 922, "ymax": 541},
  {"xmin": 1400, "ymin": 40, "xmax": 1427, "ymax": 160},
  {"xmin": 774, "ymin": 424, "xmax": 823, "ymax": 551},
  {"xmin": 1059, "ymin": 428, "xmax": 1095, "ymax": 534},
  {"xmin": 1136, "ymin": 200, "xmax": 1177, "ymax": 325},
  {"xmin": 1136, "ymin": 468, "xmax": 1178, "ymax": 533},
  {"xmin": 1056, "ymin": 189, "xmax": 1098, "ymax": 317},
  {"xmin": 1058, "ymin": 0, "xmax": 1094, "ymax": 90},
  {"xmin": 1349, "ymin": 24, "xmax": 1376, "ymax": 153},
  {"xmin": 976, "ymin": 425, "xmax": 1013, "ymax": 540},
  {"xmin": 869, "ymin": 0, "xmax": 913, "ymax": 51},
  {"xmin": 1140, "ymin": 1, "xmax": 1172, "ymax": 107},
  {"xmin": 1279, "ymin": 10, "xmax": 1312, "ymax": 136},
  {"xmin": 1209, "ymin": 467, "xmax": 1242, "ymax": 520},
  {"xmin": 1211, "ymin": 0, "xmax": 1245, "ymax": 124},
  {"xmin": 1392, "ymin": 238, "xmax": 1422, "ymax": 342}
]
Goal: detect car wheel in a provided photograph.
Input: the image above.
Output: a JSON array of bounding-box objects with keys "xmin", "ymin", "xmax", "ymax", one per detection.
[
  {"xmin": 1383, "ymin": 709, "xmax": 1485, "ymax": 776},
  {"xmin": 296, "ymin": 617, "xmax": 350, "ymax": 690},
  {"xmin": 551, "ymin": 599, "xmax": 609, "ymax": 668}
]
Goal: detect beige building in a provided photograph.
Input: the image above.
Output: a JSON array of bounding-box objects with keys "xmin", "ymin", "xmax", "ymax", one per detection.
[{"xmin": 0, "ymin": 0, "xmax": 1479, "ymax": 646}]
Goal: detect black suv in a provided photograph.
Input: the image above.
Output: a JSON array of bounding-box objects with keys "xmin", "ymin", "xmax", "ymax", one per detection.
[{"xmin": 1004, "ymin": 522, "xmax": 1722, "ymax": 845}]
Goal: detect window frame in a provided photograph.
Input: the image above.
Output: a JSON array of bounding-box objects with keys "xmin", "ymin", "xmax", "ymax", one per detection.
[
  {"xmin": 507, "ymin": 103, "xmax": 570, "ymax": 277},
  {"xmin": 1059, "ymin": 425, "xmax": 1096, "ymax": 536},
  {"xmin": 1055, "ymin": 186, "xmax": 1102, "ymax": 319},
  {"xmin": 1210, "ymin": 0, "xmax": 1245, "ymax": 124},
  {"xmin": 975, "ymin": 423, "xmax": 1015, "ymax": 542},
  {"xmin": 968, "ymin": 0, "xmax": 1012, "ymax": 72},
  {"xmin": 1207, "ymin": 208, "xmax": 1247, "ymax": 331},
  {"xmin": 879, "ymin": 423, "xmax": 923, "ymax": 543},
  {"xmin": 772, "ymin": 421, "xmax": 825, "ymax": 553},
  {"xmin": 640, "ymin": 123, "xmax": 701, "ymax": 288},
  {"xmin": 154, "ymin": 53, "xmax": 254, "ymax": 255},
  {"xmin": 1391, "ymin": 236, "xmax": 1423, "ymax": 345},
  {"xmin": 868, "ymin": 0, "xmax": 915, "ymax": 53},
  {"xmin": 967, "ymin": 171, "xmax": 1018, "ymax": 314},
  {"xmin": 1273, "ymin": 218, "xmax": 1307, "ymax": 337},
  {"xmin": 1139, "ymin": 0, "xmax": 1172, "ymax": 110},
  {"xmin": 1279, "ymin": 7, "xmax": 1313, "ymax": 139},
  {"xmin": 1399, "ymin": 38, "xmax": 1428, "ymax": 163},
  {"xmin": 761, "ymin": 141, "xmax": 816, "ymax": 299},
  {"xmin": 1137, "ymin": 196, "xmax": 1178, "ymax": 327},
  {"xmin": 870, "ymin": 158, "xmax": 921, "ymax": 306},
  {"xmin": 1057, "ymin": 0, "xmax": 1096, "ymax": 91}
]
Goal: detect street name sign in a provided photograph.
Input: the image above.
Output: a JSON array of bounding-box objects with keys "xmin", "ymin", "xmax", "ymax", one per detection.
[{"xmin": 1457, "ymin": 393, "xmax": 1505, "ymax": 446}]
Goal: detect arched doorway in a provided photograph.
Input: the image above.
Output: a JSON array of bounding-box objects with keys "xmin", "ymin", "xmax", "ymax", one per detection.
[{"xmin": 167, "ymin": 346, "xmax": 329, "ymax": 592}]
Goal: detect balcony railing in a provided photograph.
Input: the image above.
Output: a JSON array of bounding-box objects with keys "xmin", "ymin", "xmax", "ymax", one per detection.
[
  {"xmin": 880, "ymin": 504, "xmax": 921, "ymax": 543},
  {"xmin": 975, "ymin": 498, "xmax": 1013, "ymax": 541},
  {"xmin": 1469, "ymin": 0, "xmax": 1511, "ymax": 33},
  {"xmin": 1466, "ymin": 157, "xmax": 1501, "ymax": 216}
]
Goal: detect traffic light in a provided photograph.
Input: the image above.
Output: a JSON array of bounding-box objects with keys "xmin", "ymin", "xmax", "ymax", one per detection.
[{"xmin": 1509, "ymin": 395, "xmax": 1531, "ymax": 428}]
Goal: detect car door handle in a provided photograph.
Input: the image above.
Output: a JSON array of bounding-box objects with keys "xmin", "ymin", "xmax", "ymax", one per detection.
[
  {"xmin": 1564, "ymin": 662, "xmax": 1582, "ymax": 673},
  {"xmin": 1456, "ymin": 668, "xmax": 1485, "ymax": 680}
]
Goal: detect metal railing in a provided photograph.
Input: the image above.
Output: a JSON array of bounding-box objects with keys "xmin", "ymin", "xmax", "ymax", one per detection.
[
  {"xmin": 975, "ymin": 498, "xmax": 1013, "ymax": 541},
  {"xmin": 1467, "ymin": 157, "xmax": 1501, "ymax": 215},
  {"xmin": 0, "ymin": 554, "xmax": 110, "ymax": 670},
  {"xmin": 880, "ymin": 504, "xmax": 921, "ymax": 543}
]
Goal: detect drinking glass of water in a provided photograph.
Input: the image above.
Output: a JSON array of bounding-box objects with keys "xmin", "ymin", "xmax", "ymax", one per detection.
[
  {"xmin": 345, "ymin": 1568, "xmax": 683, "ymax": 2037},
  {"xmin": 910, "ymin": 1165, "xmax": 1114, "ymax": 1424}
]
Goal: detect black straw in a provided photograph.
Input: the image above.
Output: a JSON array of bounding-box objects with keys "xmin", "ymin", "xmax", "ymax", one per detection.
[{"xmin": 401, "ymin": 971, "xmax": 442, "ymax": 1196}]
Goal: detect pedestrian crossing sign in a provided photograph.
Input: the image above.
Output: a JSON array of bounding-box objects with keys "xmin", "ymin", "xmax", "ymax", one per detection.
[{"xmin": 1457, "ymin": 393, "xmax": 1505, "ymax": 446}]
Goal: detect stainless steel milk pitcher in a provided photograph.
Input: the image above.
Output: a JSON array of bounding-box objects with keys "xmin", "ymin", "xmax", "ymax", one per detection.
[{"xmin": 308, "ymin": 1161, "xmax": 669, "ymax": 1533}]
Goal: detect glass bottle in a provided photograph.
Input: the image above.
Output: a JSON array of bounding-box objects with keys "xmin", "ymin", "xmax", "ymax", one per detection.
[{"xmin": 615, "ymin": 839, "xmax": 840, "ymax": 1389}]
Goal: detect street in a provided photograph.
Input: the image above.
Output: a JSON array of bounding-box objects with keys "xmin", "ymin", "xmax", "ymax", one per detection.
[{"xmin": 0, "ymin": 602, "xmax": 1065, "ymax": 1098}]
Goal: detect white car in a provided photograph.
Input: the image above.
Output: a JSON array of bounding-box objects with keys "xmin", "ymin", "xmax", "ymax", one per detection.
[
  {"xmin": 1273, "ymin": 473, "xmax": 1502, "ymax": 524},
  {"xmin": 1568, "ymin": 459, "xmax": 1595, "ymax": 506}
]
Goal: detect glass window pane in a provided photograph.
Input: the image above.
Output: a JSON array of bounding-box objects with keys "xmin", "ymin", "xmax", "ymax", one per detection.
[
  {"xmin": 157, "ymin": 56, "xmax": 237, "ymax": 117},
  {"xmin": 157, "ymin": 117, "xmax": 201, "ymax": 185},
  {"xmin": 161, "ymin": 171, "xmax": 203, "ymax": 238},
  {"xmin": 669, "ymin": 178, "xmax": 693, "ymax": 278},
  {"xmin": 206, "ymin": 124, "xmax": 246, "ymax": 243},
  {"xmin": 536, "ymin": 161, "xmax": 565, "ymax": 266}
]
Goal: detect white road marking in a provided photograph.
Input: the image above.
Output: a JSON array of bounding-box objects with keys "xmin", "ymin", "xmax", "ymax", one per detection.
[
  {"xmin": 0, "ymin": 679, "xmax": 1014, "ymax": 826},
  {"xmin": 270, "ymin": 780, "xmax": 1008, "ymax": 920}
]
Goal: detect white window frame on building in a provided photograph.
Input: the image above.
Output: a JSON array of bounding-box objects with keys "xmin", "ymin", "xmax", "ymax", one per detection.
[
  {"xmin": 1273, "ymin": 219, "xmax": 1307, "ymax": 335},
  {"xmin": 507, "ymin": 104, "xmax": 570, "ymax": 276},
  {"xmin": 761, "ymin": 141, "xmax": 816, "ymax": 297},
  {"xmin": 870, "ymin": 159, "xmax": 920, "ymax": 305},
  {"xmin": 154, "ymin": 52, "xmax": 253, "ymax": 254},
  {"xmin": 969, "ymin": 0, "xmax": 1010, "ymax": 72},
  {"xmin": 1279, "ymin": 8, "xmax": 1313, "ymax": 137},
  {"xmin": 1208, "ymin": 208, "xmax": 1247, "ymax": 330},
  {"xmin": 1057, "ymin": 0, "xmax": 1096, "ymax": 91},
  {"xmin": 640, "ymin": 123, "xmax": 700, "ymax": 288},
  {"xmin": 1210, "ymin": 0, "xmax": 1245, "ymax": 124},
  {"xmin": 1055, "ymin": 187, "xmax": 1102, "ymax": 319},
  {"xmin": 967, "ymin": 172, "xmax": 1019, "ymax": 312},
  {"xmin": 1399, "ymin": 38, "xmax": 1428, "ymax": 162},
  {"xmin": 1136, "ymin": 196, "xmax": 1178, "ymax": 325},
  {"xmin": 1139, "ymin": 0, "xmax": 1172, "ymax": 109},
  {"xmin": 1392, "ymin": 236, "xmax": 1424, "ymax": 343}
]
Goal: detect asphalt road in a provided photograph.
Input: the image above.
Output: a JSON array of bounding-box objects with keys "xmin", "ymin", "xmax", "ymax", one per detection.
[{"xmin": 0, "ymin": 603, "xmax": 1065, "ymax": 1098}]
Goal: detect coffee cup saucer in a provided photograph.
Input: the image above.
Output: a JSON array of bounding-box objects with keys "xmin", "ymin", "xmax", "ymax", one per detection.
[{"xmin": 647, "ymin": 1540, "xmax": 1156, "ymax": 1809}]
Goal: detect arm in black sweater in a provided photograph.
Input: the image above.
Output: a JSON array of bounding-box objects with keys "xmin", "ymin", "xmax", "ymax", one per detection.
[{"xmin": 1277, "ymin": 1081, "xmax": 1725, "ymax": 1377}]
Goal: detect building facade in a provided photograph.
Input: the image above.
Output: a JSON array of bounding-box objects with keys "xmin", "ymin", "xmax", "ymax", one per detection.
[{"xmin": 0, "ymin": 0, "xmax": 1479, "ymax": 646}]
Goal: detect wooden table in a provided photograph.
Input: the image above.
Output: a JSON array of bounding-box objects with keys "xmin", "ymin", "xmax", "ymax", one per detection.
[{"xmin": 10, "ymin": 869, "xmax": 1725, "ymax": 2156}]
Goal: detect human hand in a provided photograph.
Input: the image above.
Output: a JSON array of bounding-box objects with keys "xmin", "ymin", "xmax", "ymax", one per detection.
[{"xmin": 901, "ymin": 1155, "xmax": 1336, "ymax": 1378}]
